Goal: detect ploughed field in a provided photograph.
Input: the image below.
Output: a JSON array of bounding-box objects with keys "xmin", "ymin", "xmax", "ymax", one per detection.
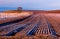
[{"xmin": 0, "ymin": 12, "xmax": 60, "ymax": 39}]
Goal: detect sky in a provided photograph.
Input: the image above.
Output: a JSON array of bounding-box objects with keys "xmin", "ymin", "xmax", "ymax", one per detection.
[{"xmin": 0, "ymin": 0, "xmax": 60, "ymax": 11}]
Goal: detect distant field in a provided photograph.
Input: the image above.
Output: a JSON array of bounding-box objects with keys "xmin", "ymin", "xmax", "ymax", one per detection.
[{"xmin": 0, "ymin": 12, "xmax": 32, "ymax": 24}]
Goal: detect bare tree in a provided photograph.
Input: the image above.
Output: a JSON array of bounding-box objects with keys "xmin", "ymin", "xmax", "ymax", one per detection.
[
  {"xmin": 17, "ymin": 7, "xmax": 22, "ymax": 13},
  {"xmin": 17, "ymin": 7, "xmax": 22, "ymax": 10}
]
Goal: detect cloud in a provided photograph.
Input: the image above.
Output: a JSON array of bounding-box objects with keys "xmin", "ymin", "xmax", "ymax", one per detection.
[{"xmin": 0, "ymin": 0, "xmax": 60, "ymax": 10}]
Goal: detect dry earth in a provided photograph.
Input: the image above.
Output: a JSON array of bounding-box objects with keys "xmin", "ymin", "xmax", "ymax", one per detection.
[{"xmin": 0, "ymin": 11, "xmax": 60, "ymax": 39}]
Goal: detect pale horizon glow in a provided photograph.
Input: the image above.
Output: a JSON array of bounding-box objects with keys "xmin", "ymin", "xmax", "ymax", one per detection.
[{"xmin": 0, "ymin": 0, "xmax": 60, "ymax": 11}]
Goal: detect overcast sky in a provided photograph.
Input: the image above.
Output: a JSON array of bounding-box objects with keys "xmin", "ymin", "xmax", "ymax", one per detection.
[{"xmin": 0, "ymin": 0, "xmax": 60, "ymax": 11}]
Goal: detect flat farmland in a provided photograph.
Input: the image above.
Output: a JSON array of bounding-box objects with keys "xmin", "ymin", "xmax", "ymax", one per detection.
[
  {"xmin": 0, "ymin": 12, "xmax": 32, "ymax": 24},
  {"xmin": 0, "ymin": 12, "xmax": 60, "ymax": 39}
]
